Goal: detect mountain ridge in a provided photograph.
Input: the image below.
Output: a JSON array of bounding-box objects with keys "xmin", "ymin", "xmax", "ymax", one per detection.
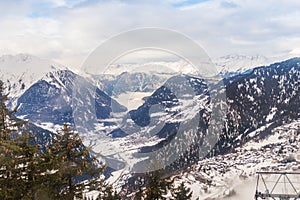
[{"xmin": 0, "ymin": 54, "xmax": 299, "ymax": 198}]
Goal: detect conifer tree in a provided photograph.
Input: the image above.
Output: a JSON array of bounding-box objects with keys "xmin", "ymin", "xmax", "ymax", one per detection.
[
  {"xmin": 0, "ymin": 80, "xmax": 41, "ymax": 199},
  {"xmin": 0, "ymin": 81, "xmax": 25, "ymax": 139},
  {"xmin": 97, "ymin": 184, "xmax": 121, "ymax": 200},
  {"xmin": 0, "ymin": 138, "xmax": 26, "ymax": 199},
  {"xmin": 0, "ymin": 80, "xmax": 24, "ymax": 199},
  {"xmin": 134, "ymin": 186, "xmax": 144, "ymax": 200},
  {"xmin": 172, "ymin": 182, "xmax": 192, "ymax": 200},
  {"xmin": 144, "ymin": 171, "xmax": 172, "ymax": 200},
  {"xmin": 48, "ymin": 123, "xmax": 104, "ymax": 199},
  {"xmin": 17, "ymin": 130, "xmax": 41, "ymax": 199}
]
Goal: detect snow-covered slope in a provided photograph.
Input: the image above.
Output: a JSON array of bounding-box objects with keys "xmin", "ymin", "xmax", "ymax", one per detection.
[
  {"xmin": 170, "ymin": 118, "xmax": 300, "ymax": 200},
  {"xmin": 110, "ymin": 118, "xmax": 300, "ymax": 199},
  {"xmin": 16, "ymin": 69, "xmax": 127, "ymax": 132},
  {"xmin": 0, "ymin": 54, "xmax": 127, "ymax": 132},
  {"xmin": 101, "ymin": 60, "xmax": 198, "ymax": 76},
  {"xmin": 0, "ymin": 54, "xmax": 67, "ymax": 108},
  {"xmin": 105, "ymin": 57, "xmax": 300, "ymax": 199},
  {"xmin": 88, "ymin": 74, "xmax": 212, "ymax": 174},
  {"xmin": 214, "ymin": 54, "xmax": 273, "ymax": 76},
  {"xmin": 1, "ymin": 54, "xmax": 299, "ymax": 200}
]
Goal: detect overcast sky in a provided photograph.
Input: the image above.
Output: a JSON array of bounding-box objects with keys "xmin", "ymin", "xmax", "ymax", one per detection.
[{"xmin": 1, "ymin": 0, "xmax": 300, "ymax": 69}]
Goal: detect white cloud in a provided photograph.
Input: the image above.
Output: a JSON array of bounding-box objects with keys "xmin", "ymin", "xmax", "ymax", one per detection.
[
  {"xmin": 0, "ymin": 0, "xmax": 299, "ymax": 69},
  {"xmin": 45, "ymin": 0, "xmax": 88, "ymax": 8}
]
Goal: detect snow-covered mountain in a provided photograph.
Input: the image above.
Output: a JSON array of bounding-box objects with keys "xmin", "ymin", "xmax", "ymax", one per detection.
[
  {"xmin": 16, "ymin": 69, "xmax": 127, "ymax": 133},
  {"xmin": 88, "ymin": 59, "xmax": 202, "ymax": 111},
  {"xmin": 170, "ymin": 118, "xmax": 300, "ymax": 200},
  {"xmin": 1, "ymin": 54, "xmax": 299, "ymax": 162},
  {"xmin": 108, "ymin": 57, "xmax": 300, "ymax": 199},
  {"xmin": 0, "ymin": 54, "xmax": 67, "ymax": 108},
  {"xmin": 1, "ymin": 54, "xmax": 299, "ymax": 199},
  {"xmin": 116, "ymin": 57, "xmax": 300, "ymax": 171},
  {"xmin": 214, "ymin": 54, "xmax": 272, "ymax": 76},
  {"xmin": 100, "ymin": 60, "xmax": 198, "ymax": 76},
  {"xmin": 87, "ymin": 74, "xmax": 214, "ymax": 174},
  {"xmin": 0, "ymin": 54, "xmax": 126, "ymax": 132}
]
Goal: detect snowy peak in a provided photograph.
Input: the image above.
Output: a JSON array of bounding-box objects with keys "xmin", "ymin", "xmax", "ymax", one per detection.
[
  {"xmin": 0, "ymin": 54, "xmax": 68, "ymax": 108},
  {"xmin": 0, "ymin": 53, "xmax": 66, "ymax": 75},
  {"xmin": 100, "ymin": 60, "xmax": 199, "ymax": 76},
  {"xmin": 214, "ymin": 54, "xmax": 272, "ymax": 75},
  {"xmin": 100, "ymin": 54, "xmax": 274, "ymax": 78}
]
